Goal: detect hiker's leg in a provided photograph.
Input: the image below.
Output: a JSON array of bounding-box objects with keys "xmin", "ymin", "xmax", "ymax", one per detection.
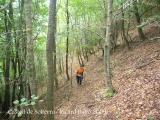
[
  {"xmin": 77, "ymin": 76, "xmax": 80, "ymax": 84},
  {"xmin": 76, "ymin": 75, "xmax": 79, "ymax": 84},
  {"xmin": 79, "ymin": 77, "xmax": 82, "ymax": 85},
  {"xmin": 78, "ymin": 77, "xmax": 81, "ymax": 85}
]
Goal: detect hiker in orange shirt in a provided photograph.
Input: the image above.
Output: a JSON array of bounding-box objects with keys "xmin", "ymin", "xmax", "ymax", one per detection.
[{"xmin": 76, "ymin": 64, "xmax": 84, "ymax": 85}]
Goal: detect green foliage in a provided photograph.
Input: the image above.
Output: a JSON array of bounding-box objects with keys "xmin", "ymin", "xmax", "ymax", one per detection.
[
  {"xmin": 31, "ymin": 95, "xmax": 39, "ymax": 100},
  {"xmin": 55, "ymin": 0, "xmax": 104, "ymax": 56},
  {"xmin": 13, "ymin": 100, "xmax": 19, "ymax": 105},
  {"xmin": 30, "ymin": 101, "xmax": 36, "ymax": 106},
  {"xmin": 18, "ymin": 111, "xmax": 23, "ymax": 117},
  {"xmin": 12, "ymin": 95, "xmax": 43, "ymax": 117},
  {"xmin": 13, "ymin": 95, "xmax": 40, "ymax": 107},
  {"xmin": 20, "ymin": 98, "xmax": 26, "ymax": 102}
]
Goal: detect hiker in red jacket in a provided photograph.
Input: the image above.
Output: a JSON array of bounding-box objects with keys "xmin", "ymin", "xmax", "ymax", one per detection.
[{"xmin": 76, "ymin": 64, "xmax": 84, "ymax": 85}]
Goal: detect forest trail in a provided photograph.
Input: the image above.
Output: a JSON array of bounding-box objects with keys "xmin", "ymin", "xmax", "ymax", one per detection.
[
  {"xmin": 55, "ymin": 53, "xmax": 106, "ymax": 120},
  {"xmin": 55, "ymin": 39, "xmax": 160, "ymax": 119}
]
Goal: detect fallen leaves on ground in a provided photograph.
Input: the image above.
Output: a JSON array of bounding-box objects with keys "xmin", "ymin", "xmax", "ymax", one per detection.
[{"xmin": 55, "ymin": 39, "xmax": 160, "ymax": 120}]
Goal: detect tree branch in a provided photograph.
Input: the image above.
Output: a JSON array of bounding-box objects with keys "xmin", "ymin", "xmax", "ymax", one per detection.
[
  {"xmin": 0, "ymin": 0, "xmax": 11, "ymax": 12},
  {"xmin": 140, "ymin": 6, "xmax": 155, "ymax": 17}
]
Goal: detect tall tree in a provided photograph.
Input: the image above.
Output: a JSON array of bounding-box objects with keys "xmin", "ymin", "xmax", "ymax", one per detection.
[
  {"xmin": 2, "ymin": 1, "xmax": 13, "ymax": 119},
  {"xmin": 66, "ymin": 0, "xmax": 70, "ymax": 81},
  {"xmin": 46, "ymin": 0, "xmax": 57, "ymax": 119},
  {"xmin": 104, "ymin": 0, "xmax": 114, "ymax": 90},
  {"xmin": 25, "ymin": 0, "xmax": 37, "ymax": 96}
]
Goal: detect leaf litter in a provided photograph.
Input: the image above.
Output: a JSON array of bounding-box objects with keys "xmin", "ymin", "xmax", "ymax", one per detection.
[{"xmin": 55, "ymin": 30, "xmax": 160, "ymax": 119}]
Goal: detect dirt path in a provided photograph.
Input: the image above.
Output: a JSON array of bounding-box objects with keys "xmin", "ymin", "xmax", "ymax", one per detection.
[{"xmin": 55, "ymin": 54, "xmax": 107, "ymax": 120}]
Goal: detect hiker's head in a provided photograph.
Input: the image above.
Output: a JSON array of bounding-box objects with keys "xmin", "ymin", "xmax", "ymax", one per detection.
[{"xmin": 80, "ymin": 64, "xmax": 84, "ymax": 67}]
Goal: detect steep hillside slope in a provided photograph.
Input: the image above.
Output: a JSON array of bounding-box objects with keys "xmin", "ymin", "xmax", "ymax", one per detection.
[{"xmin": 54, "ymin": 39, "xmax": 160, "ymax": 120}]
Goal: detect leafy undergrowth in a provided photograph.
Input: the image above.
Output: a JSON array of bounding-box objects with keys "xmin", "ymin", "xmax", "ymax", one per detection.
[{"xmin": 54, "ymin": 39, "xmax": 160, "ymax": 120}]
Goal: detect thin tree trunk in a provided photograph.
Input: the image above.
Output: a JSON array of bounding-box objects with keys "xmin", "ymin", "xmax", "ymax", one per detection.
[
  {"xmin": 53, "ymin": 17, "xmax": 58, "ymax": 89},
  {"xmin": 2, "ymin": 1, "xmax": 13, "ymax": 119},
  {"xmin": 101, "ymin": 0, "xmax": 107, "ymax": 37},
  {"xmin": 104, "ymin": 0, "xmax": 114, "ymax": 89},
  {"xmin": 133, "ymin": 0, "xmax": 145, "ymax": 41},
  {"xmin": 84, "ymin": 38, "xmax": 89, "ymax": 62},
  {"xmin": 121, "ymin": 2, "xmax": 130, "ymax": 50},
  {"xmin": 46, "ymin": 0, "xmax": 57, "ymax": 119},
  {"xmin": 25, "ymin": 0, "xmax": 37, "ymax": 96},
  {"xmin": 77, "ymin": 47, "xmax": 84, "ymax": 66},
  {"xmin": 82, "ymin": 15, "xmax": 89, "ymax": 62},
  {"xmin": 112, "ymin": 21, "xmax": 118, "ymax": 49},
  {"xmin": 18, "ymin": 0, "xmax": 26, "ymax": 98},
  {"xmin": 79, "ymin": 51, "xmax": 84, "ymax": 66},
  {"xmin": 54, "ymin": 52, "xmax": 58, "ymax": 89},
  {"xmin": 126, "ymin": 1, "xmax": 133, "ymax": 42},
  {"xmin": 59, "ymin": 55, "xmax": 62, "ymax": 75},
  {"xmin": 101, "ymin": 0, "xmax": 107, "ymax": 56},
  {"xmin": 12, "ymin": 29, "xmax": 20, "ymax": 107},
  {"xmin": 66, "ymin": 0, "xmax": 70, "ymax": 81},
  {"xmin": 77, "ymin": 51, "xmax": 81, "ymax": 65},
  {"xmin": 61, "ymin": 56, "xmax": 64, "ymax": 74},
  {"xmin": 11, "ymin": 56, "xmax": 17, "ymax": 107},
  {"xmin": 70, "ymin": 56, "xmax": 73, "ymax": 87}
]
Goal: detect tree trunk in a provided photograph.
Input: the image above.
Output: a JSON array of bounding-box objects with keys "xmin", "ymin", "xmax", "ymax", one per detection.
[
  {"xmin": 11, "ymin": 55, "xmax": 17, "ymax": 107},
  {"xmin": 101, "ymin": 0, "xmax": 107, "ymax": 56},
  {"xmin": 101, "ymin": 0, "xmax": 107, "ymax": 38},
  {"xmin": 18, "ymin": 0, "xmax": 26, "ymax": 98},
  {"xmin": 58, "ymin": 55, "xmax": 62, "ymax": 75},
  {"xmin": 25, "ymin": 0, "xmax": 37, "ymax": 96},
  {"xmin": 46, "ymin": 0, "xmax": 57, "ymax": 119},
  {"xmin": 11, "ymin": 28, "xmax": 20, "ymax": 107},
  {"xmin": 2, "ymin": 1, "xmax": 13, "ymax": 119},
  {"xmin": 77, "ymin": 51, "xmax": 81, "ymax": 65},
  {"xmin": 61, "ymin": 56, "xmax": 64, "ymax": 74},
  {"xmin": 54, "ymin": 49, "xmax": 58, "ymax": 89},
  {"xmin": 121, "ymin": 2, "xmax": 130, "ymax": 50},
  {"xmin": 66, "ymin": 0, "xmax": 70, "ymax": 81},
  {"xmin": 112, "ymin": 21, "xmax": 118, "ymax": 50},
  {"xmin": 53, "ymin": 11, "xmax": 58, "ymax": 89},
  {"xmin": 104, "ymin": 0, "xmax": 114, "ymax": 89},
  {"xmin": 126, "ymin": 1, "xmax": 133, "ymax": 42},
  {"xmin": 133, "ymin": 0, "xmax": 145, "ymax": 41},
  {"xmin": 77, "ymin": 47, "xmax": 84, "ymax": 66}
]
